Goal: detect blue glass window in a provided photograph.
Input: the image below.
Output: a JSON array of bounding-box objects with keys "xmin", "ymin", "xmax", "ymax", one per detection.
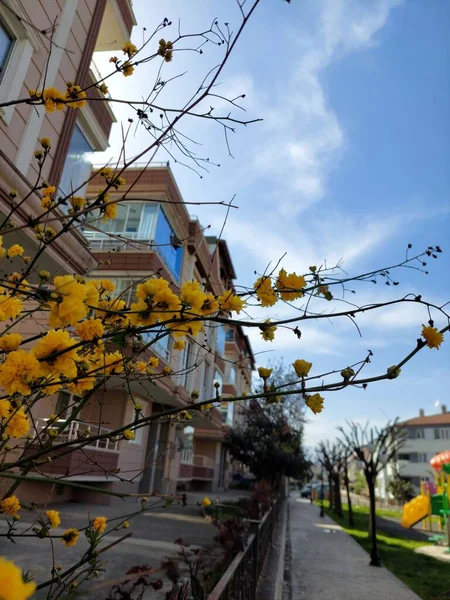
[
  {"xmin": 225, "ymin": 328, "xmax": 234, "ymax": 342},
  {"xmin": 0, "ymin": 21, "xmax": 13, "ymax": 78},
  {"xmin": 216, "ymin": 326, "xmax": 226, "ymax": 356},
  {"xmin": 154, "ymin": 207, "xmax": 183, "ymax": 280},
  {"xmin": 59, "ymin": 124, "xmax": 94, "ymax": 199}
]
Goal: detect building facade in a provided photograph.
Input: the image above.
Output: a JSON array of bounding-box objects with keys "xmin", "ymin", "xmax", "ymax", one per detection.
[{"xmin": 392, "ymin": 407, "xmax": 450, "ymax": 492}]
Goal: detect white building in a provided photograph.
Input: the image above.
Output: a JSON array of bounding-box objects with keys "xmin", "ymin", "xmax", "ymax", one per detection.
[{"xmin": 394, "ymin": 406, "xmax": 450, "ymax": 492}]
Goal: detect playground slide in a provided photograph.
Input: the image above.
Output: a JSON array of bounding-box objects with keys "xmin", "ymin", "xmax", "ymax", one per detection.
[{"xmin": 401, "ymin": 495, "xmax": 430, "ymax": 528}]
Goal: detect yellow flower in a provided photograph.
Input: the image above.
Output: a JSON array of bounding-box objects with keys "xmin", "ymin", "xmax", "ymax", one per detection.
[
  {"xmin": 0, "ymin": 557, "xmax": 36, "ymax": 600},
  {"xmin": 148, "ymin": 357, "xmax": 159, "ymax": 369},
  {"xmin": 49, "ymin": 275, "xmax": 93, "ymax": 327},
  {"xmin": 6, "ymin": 408, "xmax": 30, "ymax": 438},
  {"xmin": 173, "ymin": 340, "xmax": 185, "ymax": 351},
  {"xmin": 70, "ymin": 196, "xmax": 86, "ymax": 211},
  {"xmin": 109, "ymin": 56, "xmax": 118, "ymax": 63},
  {"xmin": 158, "ymin": 39, "xmax": 173, "ymax": 62},
  {"xmin": 292, "ymin": 359, "xmax": 312, "ymax": 378},
  {"xmin": 218, "ymin": 290, "xmax": 246, "ymax": 314},
  {"xmin": 0, "ymin": 333, "xmax": 22, "ymax": 352},
  {"xmin": 46, "ymin": 510, "xmax": 61, "ymax": 528},
  {"xmin": 41, "ymin": 196, "xmax": 52, "ymax": 209},
  {"xmin": 199, "ymin": 293, "xmax": 219, "ymax": 315},
  {"xmin": 305, "ymin": 393, "xmax": 324, "ymax": 415},
  {"xmin": 276, "ymin": 269, "xmax": 306, "ymax": 301},
  {"xmin": 62, "ymin": 528, "xmax": 79, "ymax": 547},
  {"xmin": 123, "ymin": 41, "xmax": 138, "ymax": 57},
  {"xmin": 123, "ymin": 429, "xmax": 135, "ymax": 441},
  {"xmin": 254, "ymin": 276, "xmax": 278, "ymax": 307},
  {"xmin": 0, "ymin": 399, "xmax": 11, "ymax": 418},
  {"xmin": 43, "ymin": 185, "xmax": 56, "ymax": 196},
  {"xmin": 65, "ymin": 84, "xmax": 87, "ymax": 109},
  {"xmin": 135, "ymin": 361, "xmax": 147, "ymax": 373},
  {"xmin": 99, "ymin": 83, "xmax": 109, "ymax": 94},
  {"xmin": 258, "ymin": 367, "xmax": 273, "ymax": 380},
  {"xmin": 40, "ymin": 137, "xmax": 51, "ymax": 149},
  {"xmin": 43, "ymin": 87, "xmax": 66, "ymax": 112},
  {"xmin": 162, "ymin": 366, "xmax": 171, "ymax": 375},
  {"xmin": 7, "ymin": 245, "xmax": 24, "ymax": 258},
  {"xmin": 260, "ymin": 320, "xmax": 277, "ymax": 342},
  {"xmin": 92, "ymin": 516, "xmax": 107, "ymax": 533},
  {"xmin": 76, "ymin": 318, "xmax": 104, "ymax": 341},
  {"xmin": 103, "ymin": 200, "xmax": 117, "ymax": 221},
  {"xmin": 181, "ymin": 280, "xmax": 207, "ymax": 313},
  {"xmin": 421, "ymin": 325, "xmax": 444, "ymax": 349},
  {"xmin": 100, "ymin": 279, "xmax": 115, "ymax": 292},
  {"xmin": 33, "ymin": 329, "xmax": 78, "ymax": 379},
  {"xmin": 99, "ymin": 166, "xmax": 113, "ymax": 178},
  {"xmin": 122, "ymin": 61, "xmax": 134, "ymax": 77},
  {"xmin": 123, "ymin": 521, "xmax": 130, "ymax": 529},
  {"xmin": 0, "ymin": 350, "xmax": 41, "ymax": 395},
  {"xmin": 0, "ymin": 294, "xmax": 23, "ymax": 321},
  {"xmin": 0, "ymin": 495, "xmax": 20, "ymax": 516},
  {"xmin": 200, "ymin": 497, "xmax": 211, "ymax": 507}
]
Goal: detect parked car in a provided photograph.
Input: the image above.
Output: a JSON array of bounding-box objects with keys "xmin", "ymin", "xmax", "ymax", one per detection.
[{"xmin": 300, "ymin": 484, "xmax": 313, "ymax": 498}]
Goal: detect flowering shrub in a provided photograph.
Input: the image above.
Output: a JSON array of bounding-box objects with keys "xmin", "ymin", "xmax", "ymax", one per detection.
[{"xmin": 0, "ymin": 2, "xmax": 447, "ymax": 597}]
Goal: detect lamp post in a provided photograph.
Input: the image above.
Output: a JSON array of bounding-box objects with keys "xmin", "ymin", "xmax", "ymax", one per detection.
[{"xmin": 320, "ymin": 469, "xmax": 325, "ymax": 518}]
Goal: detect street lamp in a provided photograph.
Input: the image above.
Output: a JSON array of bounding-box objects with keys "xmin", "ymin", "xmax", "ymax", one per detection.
[{"xmin": 320, "ymin": 469, "xmax": 325, "ymax": 518}]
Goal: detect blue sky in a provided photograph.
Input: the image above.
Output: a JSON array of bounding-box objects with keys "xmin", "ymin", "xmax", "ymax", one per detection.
[{"xmin": 94, "ymin": 0, "xmax": 450, "ymax": 448}]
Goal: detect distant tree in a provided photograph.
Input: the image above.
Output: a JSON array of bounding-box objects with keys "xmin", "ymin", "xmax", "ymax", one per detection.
[
  {"xmin": 225, "ymin": 400, "xmax": 308, "ymax": 488},
  {"xmin": 352, "ymin": 469, "xmax": 368, "ymax": 495},
  {"xmin": 388, "ymin": 475, "xmax": 413, "ymax": 505},
  {"xmin": 317, "ymin": 441, "xmax": 344, "ymax": 517},
  {"xmin": 338, "ymin": 420, "xmax": 407, "ymax": 567}
]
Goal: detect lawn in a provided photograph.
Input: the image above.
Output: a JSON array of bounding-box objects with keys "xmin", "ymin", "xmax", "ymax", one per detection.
[{"xmin": 317, "ymin": 501, "xmax": 450, "ymax": 600}]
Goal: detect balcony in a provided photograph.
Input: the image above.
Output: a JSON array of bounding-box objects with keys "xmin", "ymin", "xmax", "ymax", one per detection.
[
  {"xmin": 95, "ymin": 0, "xmax": 136, "ymax": 53},
  {"xmin": 179, "ymin": 449, "xmax": 194, "ymax": 480},
  {"xmin": 192, "ymin": 455, "xmax": 215, "ymax": 480},
  {"xmin": 30, "ymin": 419, "xmax": 120, "ymax": 478},
  {"xmin": 84, "ymin": 201, "xmax": 183, "ymax": 281}
]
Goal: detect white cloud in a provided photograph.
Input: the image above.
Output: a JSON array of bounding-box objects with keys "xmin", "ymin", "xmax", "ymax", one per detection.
[{"xmin": 252, "ymin": 0, "xmax": 404, "ymax": 216}]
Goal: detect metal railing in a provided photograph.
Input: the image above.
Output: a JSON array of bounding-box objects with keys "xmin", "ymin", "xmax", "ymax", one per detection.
[
  {"xmin": 207, "ymin": 496, "xmax": 282, "ymax": 600},
  {"xmin": 193, "ymin": 455, "xmax": 215, "ymax": 468},
  {"xmin": 181, "ymin": 450, "xmax": 194, "ymax": 464},
  {"xmin": 34, "ymin": 419, "xmax": 120, "ymax": 452}
]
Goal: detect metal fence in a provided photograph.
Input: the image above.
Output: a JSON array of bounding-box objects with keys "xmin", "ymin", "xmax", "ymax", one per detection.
[{"xmin": 206, "ymin": 495, "xmax": 283, "ymax": 600}]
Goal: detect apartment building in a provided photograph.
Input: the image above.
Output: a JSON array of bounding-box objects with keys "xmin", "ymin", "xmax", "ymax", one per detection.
[
  {"xmin": 79, "ymin": 165, "xmax": 254, "ymax": 499},
  {"xmin": 0, "ymin": 0, "xmax": 136, "ymax": 504},
  {"xmin": 0, "ymin": 0, "xmax": 135, "ymax": 277},
  {"xmin": 392, "ymin": 406, "xmax": 450, "ymax": 492}
]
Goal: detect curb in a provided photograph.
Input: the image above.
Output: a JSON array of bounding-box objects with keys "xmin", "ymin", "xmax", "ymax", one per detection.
[{"xmin": 274, "ymin": 498, "xmax": 288, "ymax": 600}]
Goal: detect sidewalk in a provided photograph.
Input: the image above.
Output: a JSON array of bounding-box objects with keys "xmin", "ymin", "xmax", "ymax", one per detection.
[{"xmin": 287, "ymin": 498, "xmax": 421, "ymax": 600}]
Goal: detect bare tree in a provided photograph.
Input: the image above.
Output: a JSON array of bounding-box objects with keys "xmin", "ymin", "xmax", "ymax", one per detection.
[
  {"xmin": 338, "ymin": 420, "xmax": 407, "ymax": 567},
  {"xmin": 317, "ymin": 441, "xmax": 345, "ymax": 517}
]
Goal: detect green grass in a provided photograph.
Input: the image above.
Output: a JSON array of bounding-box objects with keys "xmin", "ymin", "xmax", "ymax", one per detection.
[{"xmin": 317, "ymin": 501, "xmax": 450, "ymax": 600}]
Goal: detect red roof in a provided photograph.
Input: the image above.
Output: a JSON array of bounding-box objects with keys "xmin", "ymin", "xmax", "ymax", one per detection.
[{"xmin": 402, "ymin": 412, "xmax": 450, "ymax": 427}]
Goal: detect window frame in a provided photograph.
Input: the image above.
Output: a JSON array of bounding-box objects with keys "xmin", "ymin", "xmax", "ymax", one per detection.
[
  {"xmin": 58, "ymin": 122, "xmax": 96, "ymax": 201},
  {"xmin": 0, "ymin": 2, "xmax": 41, "ymax": 125}
]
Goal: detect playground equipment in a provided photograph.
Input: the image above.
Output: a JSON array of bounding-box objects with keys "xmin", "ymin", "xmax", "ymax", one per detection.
[{"xmin": 401, "ymin": 451, "xmax": 450, "ymax": 547}]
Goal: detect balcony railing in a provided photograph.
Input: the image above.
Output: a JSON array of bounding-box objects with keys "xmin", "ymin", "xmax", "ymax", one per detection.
[
  {"xmin": 83, "ymin": 229, "xmax": 148, "ymax": 250},
  {"xmin": 34, "ymin": 419, "xmax": 119, "ymax": 453},
  {"xmin": 181, "ymin": 449, "xmax": 194, "ymax": 464},
  {"xmin": 193, "ymin": 455, "xmax": 215, "ymax": 468}
]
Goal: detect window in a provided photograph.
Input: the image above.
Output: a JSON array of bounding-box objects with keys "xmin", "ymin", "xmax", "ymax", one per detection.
[
  {"xmin": 227, "ymin": 365, "xmax": 237, "ymax": 385},
  {"xmin": 0, "ymin": 20, "xmax": 13, "ymax": 80},
  {"xmin": 435, "ymin": 429, "xmax": 440, "ymax": 440},
  {"xmin": 409, "ymin": 428, "xmax": 425, "ymax": 439},
  {"xmin": 59, "ymin": 124, "xmax": 95, "ymax": 199},
  {"xmin": 398, "ymin": 453, "xmax": 410, "ymax": 461},
  {"xmin": 56, "ymin": 391, "xmax": 74, "ymax": 418},
  {"xmin": 225, "ymin": 328, "xmax": 234, "ymax": 342},
  {"xmin": 202, "ymin": 362, "xmax": 211, "ymax": 400},
  {"xmin": 216, "ymin": 326, "xmax": 226, "ymax": 356},
  {"xmin": 181, "ymin": 341, "xmax": 193, "ymax": 389},
  {"xmin": 88, "ymin": 203, "xmax": 158, "ymax": 238},
  {"xmin": 154, "ymin": 207, "xmax": 183, "ymax": 280},
  {"xmin": 142, "ymin": 328, "xmax": 170, "ymax": 361}
]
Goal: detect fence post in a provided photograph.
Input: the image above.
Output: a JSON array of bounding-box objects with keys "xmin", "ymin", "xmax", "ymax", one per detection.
[{"xmin": 250, "ymin": 521, "xmax": 259, "ymax": 600}]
